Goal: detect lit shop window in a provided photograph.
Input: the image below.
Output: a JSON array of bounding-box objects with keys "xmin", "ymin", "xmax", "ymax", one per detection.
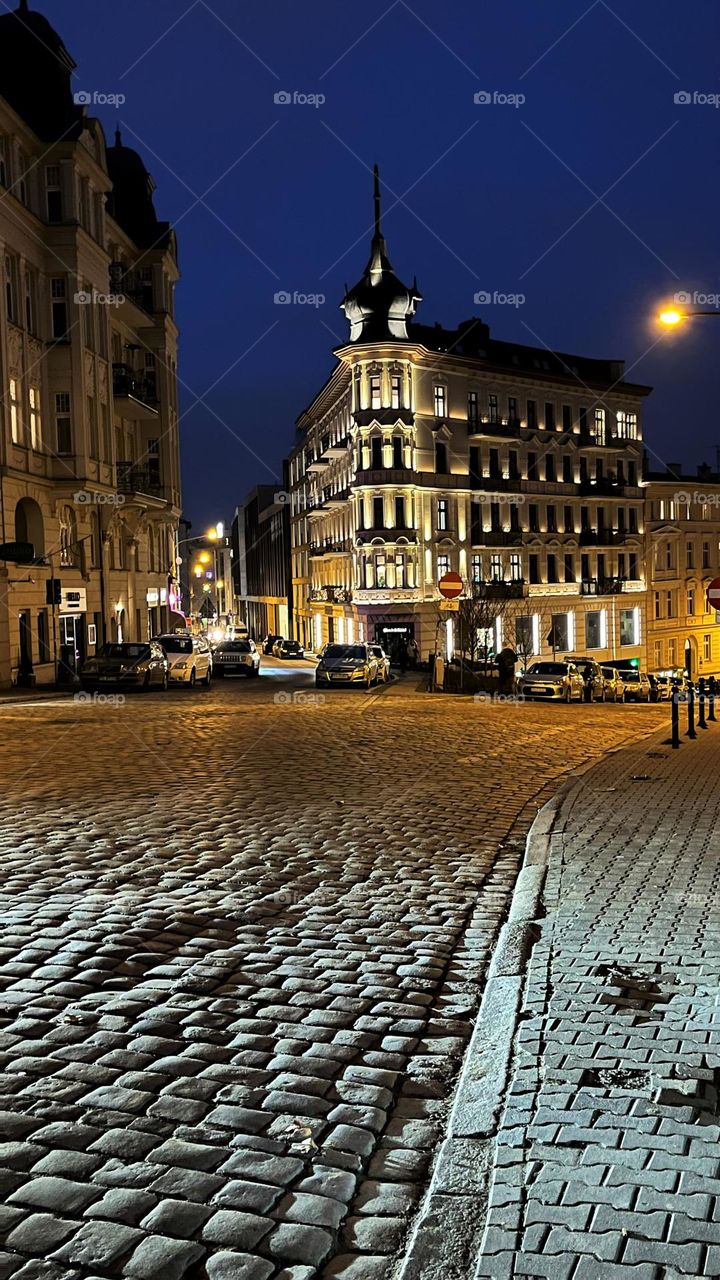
[{"xmin": 619, "ymin": 607, "xmax": 640, "ymax": 647}]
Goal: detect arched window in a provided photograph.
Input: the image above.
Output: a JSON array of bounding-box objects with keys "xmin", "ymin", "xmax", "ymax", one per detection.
[
  {"xmin": 58, "ymin": 505, "xmax": 78, "ymax": 567},
  {"xmin": 14, "ymin": 497, "xmax": 44, "ymax": 557}
]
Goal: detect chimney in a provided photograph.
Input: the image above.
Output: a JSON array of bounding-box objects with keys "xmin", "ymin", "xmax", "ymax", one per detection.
[
  {"xmin": 697, "ymin": 462, "xmax": 714, "ymax": 480},
  {"xmin": 665, "ymin": 462, "xmax": 682, "ymax": 477}
]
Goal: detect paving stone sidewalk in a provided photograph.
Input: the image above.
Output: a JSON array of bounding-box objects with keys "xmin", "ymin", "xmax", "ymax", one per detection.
[{"xmin": 472, "ymin": 725, "xmax": 720, "ymax": 1279}]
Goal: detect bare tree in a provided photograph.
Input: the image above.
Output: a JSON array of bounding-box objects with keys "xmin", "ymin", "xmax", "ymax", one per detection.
[{"xmin": 457, "ymin": 590, "xmax": 509, "ymax": 672}]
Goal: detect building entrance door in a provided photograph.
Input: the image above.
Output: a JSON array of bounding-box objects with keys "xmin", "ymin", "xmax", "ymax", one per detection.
[{"xmin": 59, "ymin": 614, "xmax": 85, "ymax": 680}]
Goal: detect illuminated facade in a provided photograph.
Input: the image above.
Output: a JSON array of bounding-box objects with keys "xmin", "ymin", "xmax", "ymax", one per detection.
[
  {"xmin": 645, "ymin": 466, "xmax": 720, "ymax": 678},
  {"xmin": 287, "ymin": 169, "xmax": 650, "ymax": 664},
  {"xmin": 0, "ymin": 2, "xmax": 181, "ymax": 686}
]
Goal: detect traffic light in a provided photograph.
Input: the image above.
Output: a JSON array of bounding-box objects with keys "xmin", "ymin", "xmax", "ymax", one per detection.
[
  {"xmin": 627, "ymin": 657, "xmax": 640, "ymax": 668},
  {"xmin": 46, "ymin": 579, "xmax": 61, "ymax": 606}
]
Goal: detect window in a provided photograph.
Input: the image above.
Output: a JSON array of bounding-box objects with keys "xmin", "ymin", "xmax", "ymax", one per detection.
[
  {"xmin": 564, "ymin": 505, "xmax": 574, "ymax": 533},
  {"xmin": 28, "ymin": 387, "xmax": 42, "ymax": 451},
  {"xmin": 628, "ymin": 508, "xmax": 638, "ymax": 534},
  {"xmin": 704, "ymin": 634, "xmax": 712, "ymax": 662},
  {"xmin": 489, "ymin": 448, "xmax": 500, "ymax": 478},
  {"xmin": 687, "ymin": 589, "xmax": 695, "ymax": 616},
  {"xmin": 616, "ymin": 410, "xmax": 638, "ymax": 439},
  {"xmin": 390, "ymin": 374, "xmax": 401, "ymax": 409},
  {"xmin": 46, "ymin": 165, "xmax": 62, "ymax": 223},
  {"xmin": 629, "ymin": 553, "xmax": 638, "ymax": 579},
  {"xmin": 619, "ymin": 607, "xmax": 639, "ymax": 646},
  {"xmin": 54, "ymin": 393, "xmax": 72, "ymax": 455},
  {"xmin": 375, "ymin": 553, "xmax": 386, "ymax": 588},
  {"xmin": 467, "ymin": 390, "xmax": 478, "ymax": 424},
  {"xmin": 594, "ymin": 407, "xmax": 606, "ymax": 442},
  {"xmin": 488, "ymin": 393, "xmax": 499, "ymax": 422},
  {"xmin": 369, "ymin": 374, "xmax": 381, "ymax": 410},
  {"xmin": 437, "ymin": 553, "xmax": 450, "ymax": 577},
  {"xmin": 628, "ymin": 461, "xmax": 637, "ymax": 486},
  {"xmin": 654, "ymin": 640, "xmax": 663, "ymax": 669},
  {"xmin": 686, "ymin": 541, "xmax": 694, "ymax": 569},
  {"xmin": 585, "ymin": 611, "xmax": 602, "ymax": 649},
  {"xmin": 526, "ymin": 399, "xmax": 537, "ymax": 429},
  {"xmin": 528, "ymin": 504, "xmax": 539, "ymax": 533},
  {"xmin": 437, "ymin": 499, "xmax": 449, "ymax": 531},
  {"xmin": 547, "ymin": 505, "xmax": 557, "ymax": 533},
  {"xmin": 665, "ymin": 542, "xmax": 674, "ymax": 571},
  {"xmin": 703, "ymin": 540, "xmax": 710, "ymax": 569},
  {"xmin": 9, "ymin": 377, "xmax": 21, "ymax": 444},
  {"xmin": 371, "ymin": 436, "xmax": 383, "ymax": 468},
  {"xmin": 508, "ymin": 396, "xmax": 518, "ymax": 422},
  {"xmin": 550, "ymin": 613, "xmax": 570, "ymax": 651},
  {"xmin": 392, "ymin": 436, "xmax": 403, "ymax": 468},
  {"xmin": 0, "ymin": 136, "xmax": 7, "ymax": 187},
  {"xmin": 38, "ymin": 610, "xmax": 51, "ymax": 663},
  {"xmin": 490, "ymin": 553, "xmax": 502, "ymax": 580},
  {"xmin": 527, "ymin": 452, "xmax": 537, "ymax": 480},
  {"xmin": 395, "ymin": 552, "xmax": 406, "ymax": 588},
  {"xmin": 654, "ymin": 592, "xmax": 661, "ymax": 620},
  {"xmin": 547, "ymin": 554, "xmax": 558, "ymax": 583},
  {"xmin": 515, "ymin": 615, "xmax": 535, "ymax": 658},
  {"xmin": 668, "ymin": 638, "xmax": 677, "ymax": 665},
  {"xmin": 529, "ymin": 554, "xmax": 540, "ymax": 584},
  {"xmin": 544, "ymin": 402, "xmax": 555, "ymax": 430},
  {"xmin": 433, "ymin": 385, "xmax": 447, "ymax": 418},
  {"xmin": 545, "ymin": 455, "xmax": 556, "ymax": 482},
  {"xmin": 373, "ymin": 496, "xmax": 384, "ymax": 529},
  {"xmin": 24, "ymin": 269, "xmax": 36, "ymax": 333},
  {"xmin": 4, "ymin": 253, "xmax": 17, "ymax": 323},
  {"xmin": 435, "ymin": 441, "xmax": 448, "ymax": 473},
  {"xmin": 59, "ymin": 505, "xmax": 78, "ymax": 567},
  {"xmin": 564, "ymin": 553, "xmax": 575, "ymax": 583},
  {"xmin": 395, "ymin": 495, "xmax": 406, "ymax": 528},
  {"xmin": 471, "ymin": 555, "xmax": 482, "ymax": 584},
  {"xmin": 666, "ymin": 590, "xmax": 674, "ymax": 618},
  {"xmin": 469, "ymin": 446, "xmax": 481, "ymax": 484},
  {"xmin": 509, "ymin": 449, "xmax": 520, "ymax": 480},
  {"xmin": 87, "ymin": 395, "xmax": 98, "ymax": 458},
  {"xmin": 562, "ymin": 404, "xmax": 572, "ymax": 431},
  {"xmin": 510, "ymin": 553, "xmax": 522, "ymax": 581},
  {"xmin": 51, "ymin": 278, "xmax": 68, "ymax": 339}
]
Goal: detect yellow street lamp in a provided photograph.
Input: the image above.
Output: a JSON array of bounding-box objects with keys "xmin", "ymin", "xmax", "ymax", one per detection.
[{"xmin": 659, "ymin": 307, "xmax": 684, "ymax": 326}]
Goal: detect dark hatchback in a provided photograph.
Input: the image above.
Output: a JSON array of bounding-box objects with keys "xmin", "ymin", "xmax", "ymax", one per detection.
[{"xmin": 80, "ymin": 642, "xmax": 169, "ymax": 691}]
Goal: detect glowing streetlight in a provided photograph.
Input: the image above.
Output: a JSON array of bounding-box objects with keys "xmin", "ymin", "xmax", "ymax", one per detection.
[{"xmin": 659, "ymin": 307, "xmax": 684, "ymax": 326}]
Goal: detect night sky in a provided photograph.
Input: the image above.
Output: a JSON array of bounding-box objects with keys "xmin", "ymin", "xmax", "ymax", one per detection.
[{"xmin": 34, "ymin": 0, "xmax": 720, "ymax": 528}]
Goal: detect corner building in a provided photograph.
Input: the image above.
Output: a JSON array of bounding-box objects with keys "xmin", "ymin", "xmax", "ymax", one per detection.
[
  {"xmin": 288, "ymin": 169, "xmax": 650, "ymax": 663},
  {"xmin": 0, "ymin": 2, "xmax": 180, "ymax": 686}
]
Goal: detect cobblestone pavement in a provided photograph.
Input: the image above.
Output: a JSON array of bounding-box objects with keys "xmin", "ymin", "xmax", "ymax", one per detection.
[
  {"xmin": 0, "ymin": 664, "xmax": 664, "ymax": 1280},
  {"xmin": 474, "ymin": 722, "xmax": 720, "ymax": 1280}
]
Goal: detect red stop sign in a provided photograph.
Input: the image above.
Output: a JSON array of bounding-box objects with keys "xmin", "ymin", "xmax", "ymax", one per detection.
[
  {"xmin": 707, "ymin": 577, "xmax": 720, "ymax": 610},
  {"xmin": 438, "ymin": 571, "xmax": 464, "ymax": 599}
]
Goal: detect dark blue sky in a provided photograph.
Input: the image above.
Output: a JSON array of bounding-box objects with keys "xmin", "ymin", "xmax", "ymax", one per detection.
[{"xmin": 38, "ymin": 0, "xmax": 720, "ymax": 528}]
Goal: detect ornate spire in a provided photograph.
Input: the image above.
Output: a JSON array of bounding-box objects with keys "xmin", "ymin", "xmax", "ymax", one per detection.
[
  {"xmin": 17, "ymin": 0, "xmax": 29, "ymax": 12},
  {"xmin": 114, "ymin": 127, "xmax": 122, "ymax": 147},
  {"xmin": 340, "ymin": 167, "xmax": 421, "ymax": 343}
]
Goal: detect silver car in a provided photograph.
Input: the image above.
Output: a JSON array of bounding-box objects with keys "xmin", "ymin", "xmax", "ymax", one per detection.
[
  {"xmin": 315, "ymin": 643, "xmax": 379, "ymax": 689},
  {"xmin": 369, "ymin": 645, "xmax": 391, "ymax": 683},
  {"xmin": 618, "ymin": 669, "xmax": 651, "ymax": 702},
  {"xmin": 600, "ymin": 666, "xmax": 625, "ymax": 702},
  {"xmin": 519, "ymin": 660, "xmax": 584, "ymax": 702}
]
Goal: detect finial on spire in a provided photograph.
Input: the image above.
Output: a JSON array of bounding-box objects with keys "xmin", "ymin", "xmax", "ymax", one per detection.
[
  {"xmin": 114, "ymin": 127, "xmax": 122, "ymax": 147},
  {"xmin": 373, "ymin": 163, "xmax": 381, "ymax": 239},
  {"xmin": 17, "ymin": 0, "xmax": 29, "ymax": 13}
]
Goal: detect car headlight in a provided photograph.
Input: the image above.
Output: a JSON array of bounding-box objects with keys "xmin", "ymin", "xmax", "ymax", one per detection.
[{"xmin": 175, "ymin": 661, "xmax": 188, "ymax": 671}]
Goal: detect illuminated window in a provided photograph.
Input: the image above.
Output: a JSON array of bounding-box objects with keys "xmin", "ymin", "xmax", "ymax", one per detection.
[
  {"xmin": 467, "ymin": 390, "xmax": 478, "ymax": 424},
  {"xmin": 437, "ymin": 499, "xmax": 449, "ymax": 531},
  {"xmin": 594, "ymin": 407, "xmax": 606, "ymax": 442},
  {"xmin": 686, "ymin": 541, "xmax": 694, "ymax": 569},
  {"xmin": 390, "ymin": 374, "xmax": 401, "ymax": 409},
  {"xmin": 471, "ymin": 554, "xmax": 482, "ymax": 584},
  {"xmin": 29, "ymin": 387, "xmax": 42, "ymax": 451},
  {"xmin": 585, "ymin": 611, "xmax": 602, "ymax": 649},
  {"xmin": 433, "ymin": 385, "xmax": 447, "ymax": 418},
  {"xmin": 490, "ymin": 553, "xmax": 502, "ymax": 580},
  {"xmin": 616, "ymin": 410, "xmax": 638, "ymax": 439},
  {"xmin": 619, "ymin": 607, "xmax": 639, "ymax": 646},
  {"xmin": 395, "ymin": 553, "xmax": 406, "ymax": 588},
  {"xmin": 668, "ymin": 638, "xmax": 677, "ymax": 665},
  {"xmin": 687, "ymin": 589, "xmax": 695, "ymax": 616},
  {"xmin": 510, "ymin": 553, "xmax": 522, "ymax": 581},
  {"xmin": 488, "ymin": 393, "xmax": 498, "ymax": 422},
  {"xmin": 9, "ymin": 377, "xmax": 21, "ymax": 444},
  {"xmin": 437, "ymin": 553, "xmax": 450, "ymax": 577},
  {"xmin": 703, "ymin": 540, "xmax": 710, "ymax": 569},
  {"xmin": 704, "ymin": 634, "xmax": 712, "ymax": 662},
  {"xmin": 654, "ymin": 641, "xmax": 662, "ymax": 668},
  {"xmin": 370, "ymin": 374, "xmax": 381, "ymax": 410}
]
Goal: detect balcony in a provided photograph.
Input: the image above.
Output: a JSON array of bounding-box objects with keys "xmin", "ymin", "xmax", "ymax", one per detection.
[
  {"xmin": 322, "ymin": 435, "xmax": 349, "ymax": 459},
  {"xmin": 580, "ymin": 576, "xmax": 626, "ymax": 596},
  {"xmin": 472, "ymin": 529, "xmax": 523, "ymax": 547},
  {"xmin": 112, "ymin": 365, "xmax": 159, "ymax": 420},
  {"xmin": 577, "ymin": 430, "xmax": 633, "ymax": 450},
  {"xmin": 116, "ymin": 461, "xmax": 163, "ymax": 499},
  {"xmin": 468, "ymin": 418, "xmax": 523, "ymax": 439},
  {"xmin": 309, "ymin": 586, "xmax": 352, "ymax": 604},
  {"xmin": 578, "ymin": 476, "xmax": 625, "ymax": 496},
  {"xmin": 354, "ymin": 586, "xmax": 422, "ymax": 605},
  {"xmin": 355, "ymin": 467, "xmax": 415, "ymax": 486},
  {"xmin": 578, "ymin": 528, "xmax": 627, "ymax": 546},
  {"xmin": 306, "ymin": 453, "xmax": 330, "ymax": 473},
  {"xmin": 309, "ymin": 540, "xmax": 352, "ymax": 558},
  {"xmin": 109, "ymin": 263, "xmax": 155, "ymax": 326},
  {"xmin": 473, "ymin": 578, "xmax": 527, "ymax": 600},
  {"xmin": 356, "ymin": 525, "xmax": 418, "ymax": 543}
]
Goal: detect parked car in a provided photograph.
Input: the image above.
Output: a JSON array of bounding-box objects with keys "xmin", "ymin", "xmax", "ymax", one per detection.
[
  {"xmin": 563, "ymin": 655, "xmax": 605, "ymax": 701},
  {"xmin": 212, "ymin": 638, "xmax": 260, "ymax": 678},
  {"xmin": 272, "ymin": 639, "xmax": 305, "ymax": 659},
  {"xmin": 262, "ymin": 634, "xmax": 283, "ymax": 655},
  {"xmin": 80, "ymin": 642, "xmax": 168, "ymax": 692},
  {"xmin": 600, "ymin": 666, "xmax": 625, "ymax": 702},
  {"xmin": 618, "ymin": 668, "xmax": 652, "ymax": 702},
  {"xmin": 519, "ymin": 661, "xmax": 584, "ymax": 702},
  {"xmin": 315, "ymin": 643, "xmax": 379, "ymax": 689},
  {"xmin": 157, "ymin": 633, "xmax": 212, "ymax": 686},
  {"xmin": 369, "ymin": 645, "xmax": 391, "ymax": 682}
]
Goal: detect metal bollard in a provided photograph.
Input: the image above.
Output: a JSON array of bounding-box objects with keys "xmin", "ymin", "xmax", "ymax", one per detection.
[
  {"xmin": 709, "ymin": 676, "xmax": 717, "ymax": 723},
  {"xmin": 698, "ymin": 677, "xmax": 708, "ymax": 729},
  {"xmin": 670, "ymin": 688, "xmax": 680, "ymax": 749},
  {"xmin": 687, "ymin": 681, "xmax": 697, "ymax": 739}
]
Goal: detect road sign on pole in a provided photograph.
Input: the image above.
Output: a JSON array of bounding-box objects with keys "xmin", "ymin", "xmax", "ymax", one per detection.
[
  {"xmin": 438, "ymin": 599, "xmax": 460, "ymax": 612},
  {"xmin": 707, "ymin": 577, "xmax": 720, "ymax": 611},
  {"xmin": 438, "ymin": 571, "xmax": 463, "ymax": 600}
]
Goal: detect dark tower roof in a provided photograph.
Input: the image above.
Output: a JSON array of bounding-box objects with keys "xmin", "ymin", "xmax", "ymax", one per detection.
[
  {"xmin": 341, "ymin": 166, "xmax": 421, "ymax": 342},
  {"xmin": 106, "ymin": 128, "xmax": 171, "ymax": 250},
  {"xmin": 0, "ymin": 1, "xmax": 83, "ymax": 142}
]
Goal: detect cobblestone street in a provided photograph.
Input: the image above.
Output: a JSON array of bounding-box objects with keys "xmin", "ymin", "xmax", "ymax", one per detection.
[{"xmin": 0, "ymin": 665, "xmax": 665, "ymax": 1280}]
